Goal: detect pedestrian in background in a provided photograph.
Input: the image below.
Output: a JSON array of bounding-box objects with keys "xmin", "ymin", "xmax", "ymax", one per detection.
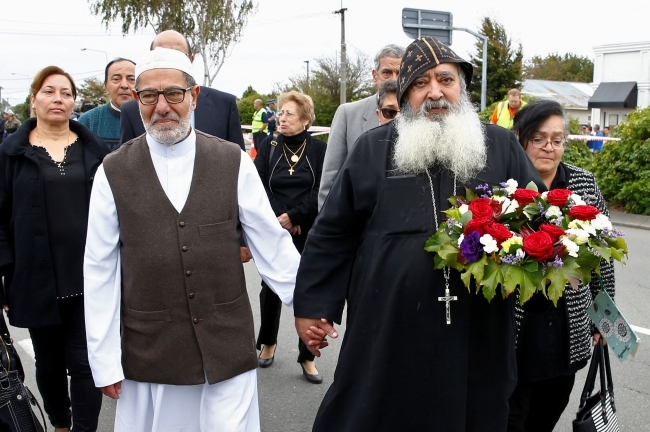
[{"xmin": 0, "ymin": 66, "xmax": 109, "ymax": 432}]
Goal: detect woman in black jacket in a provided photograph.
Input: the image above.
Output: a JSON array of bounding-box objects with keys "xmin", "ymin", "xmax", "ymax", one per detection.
[
  {"xmin": 0, "ymin": 66, "xmax": 109, "ymax": 432},
  {"xmin": 507, "ymin": 100, "xmax": 615, "ymax": 432},
  {"xmin": 253, "ymin": 91, "xmax": 327, "ymax": 384}
]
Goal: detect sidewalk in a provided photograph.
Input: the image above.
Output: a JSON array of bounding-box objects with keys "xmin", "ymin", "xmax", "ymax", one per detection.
[{"xmin": 609, "ymin": 209, "xmax": 650, "ymax": 231}]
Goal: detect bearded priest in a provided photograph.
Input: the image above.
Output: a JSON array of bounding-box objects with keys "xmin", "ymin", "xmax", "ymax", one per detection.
[{"xmin": 294, "ymin": 36, "xmax": 546, "ymax": 431}]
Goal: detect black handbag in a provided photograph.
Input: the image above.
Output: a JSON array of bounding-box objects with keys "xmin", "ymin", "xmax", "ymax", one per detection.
[
  {"xmin": 572, "ymin": 339, "xmax": 619, "ymax": 432},
  {"xmin": 0, "ymin": 312, "xmax": 46, "ymax": 432}
]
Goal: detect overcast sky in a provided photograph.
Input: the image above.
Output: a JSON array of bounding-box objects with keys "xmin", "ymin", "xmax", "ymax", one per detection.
[{"xmin": 1, "ymin": 0, "xmax": 648, "ymax": 106}]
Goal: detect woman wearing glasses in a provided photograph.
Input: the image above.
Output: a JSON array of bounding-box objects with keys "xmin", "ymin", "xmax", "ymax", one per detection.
[
  {"xmin": 507, "ymin": 100, "xmax": 615, "ymax": 432},
  {"xmin": 253, "ymin": 91, "xmax": 326, "ymax": 384},
  {"xmin": 0, "ymin": 66, "xmax": 109, "ymax": 431},
  {"xmin": 375, "ymin": 80, "xmax": 400, "ymax": 125}
]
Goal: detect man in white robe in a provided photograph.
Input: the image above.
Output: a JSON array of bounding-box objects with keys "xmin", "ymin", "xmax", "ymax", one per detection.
[{"xmin": 84, "ymin": 48, "xmax": 300, "ymax": 432}]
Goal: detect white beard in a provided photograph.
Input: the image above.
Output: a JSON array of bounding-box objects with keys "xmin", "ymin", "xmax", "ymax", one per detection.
[
  {"xmin": 142, "ymin": 95, "xmax": 193, "ymax": 146},
  {"xmin": 393, "ymin": 90, "xmax": 487, "ymax": 183}
]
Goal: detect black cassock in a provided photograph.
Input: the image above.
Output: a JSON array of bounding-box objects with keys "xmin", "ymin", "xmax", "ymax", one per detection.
[{"xmin": 294, "ymin": 122, "xmax": 545, "ymax": 432}]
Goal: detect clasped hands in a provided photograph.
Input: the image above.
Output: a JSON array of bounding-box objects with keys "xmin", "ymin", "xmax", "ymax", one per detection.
[
  {"xmin": 278, "ymin": 213, "xmax": 301, "ymax": 236},
  {"xmin": 295, "ymin": 317, "xmax": 338, "ymax": 357}
]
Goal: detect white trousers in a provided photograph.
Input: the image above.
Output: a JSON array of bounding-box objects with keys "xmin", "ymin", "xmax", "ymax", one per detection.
[{"xmin": 114, "ymin": 369, "xmax": 260, "ymax": 432}]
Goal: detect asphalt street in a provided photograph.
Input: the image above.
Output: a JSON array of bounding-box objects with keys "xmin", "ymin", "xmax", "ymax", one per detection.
[{"xmin": 7, "ymin": 220, "xmax": 650, "ymax": 431}]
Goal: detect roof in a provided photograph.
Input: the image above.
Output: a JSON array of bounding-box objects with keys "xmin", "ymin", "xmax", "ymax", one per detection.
[
  {"xmin": 588, "ymin": 82, "xmax": 638, "ymax": 108},
  {"xmin": 521, "ymin": 79, "xmax": 593, "ymax": 110}
]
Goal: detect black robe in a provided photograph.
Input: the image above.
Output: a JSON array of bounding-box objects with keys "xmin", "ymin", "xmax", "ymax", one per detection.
[{"xmin": 294, "ymin": 122, "xmax": 546, "ymax": 432}]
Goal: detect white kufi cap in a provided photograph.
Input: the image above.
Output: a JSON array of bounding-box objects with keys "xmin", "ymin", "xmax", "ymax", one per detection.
[{"xmin": 135, "ymin": 47, "xmax": 195, "ymax": 81}]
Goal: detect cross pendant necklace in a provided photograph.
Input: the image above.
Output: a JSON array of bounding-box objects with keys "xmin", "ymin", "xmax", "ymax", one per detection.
[
  {"xmin": 288, "ymin": 167, "xmax": 294, "ymax": 175},
  {"xmin": 426, "ymin": 169, "xmax": 457, "ymax": 325}
]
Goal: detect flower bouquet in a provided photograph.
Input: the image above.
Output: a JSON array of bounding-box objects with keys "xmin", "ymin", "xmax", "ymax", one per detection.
[{"xmin": 424, "ymin": 180, "xmax": 628, "ymax": 305}]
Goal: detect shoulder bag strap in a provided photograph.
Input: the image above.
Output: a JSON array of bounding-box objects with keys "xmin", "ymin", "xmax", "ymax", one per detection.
[
  {"xmin": 603, "ymin": 343, "xmax": 617, "ymax": 413},
  {"xmin": 579, "ymin": 341, "xmax": 602, "ymax": 409}
]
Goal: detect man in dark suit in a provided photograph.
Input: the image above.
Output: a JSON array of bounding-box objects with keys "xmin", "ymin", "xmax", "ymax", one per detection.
[{"xmin": 120, "ymin": 30, "xmax": 245, "ymax": 151}]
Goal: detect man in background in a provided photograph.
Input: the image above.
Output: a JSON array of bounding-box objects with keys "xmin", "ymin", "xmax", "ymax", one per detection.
[
  {"xmin": 2, "ymin": 109, "xmax": 21, "ymax": 140},
  {"xmin": 266, "ymin": 99, "xmax": 276, "ymax": 136},
  {"xmin": 375, "ymin": 80, "xmax": 399, "ymax": 126},
  {"xmin": 490, "ymin": 88, "xmax": 526, "ymax": 129}
]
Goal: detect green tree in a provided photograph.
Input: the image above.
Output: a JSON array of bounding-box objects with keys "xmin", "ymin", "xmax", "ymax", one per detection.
[
  {"xmin": 78, "ymin": 77, "xmax": 108, "ymax": 104},
  {"xmin": 90, "ymin": 0, "xmax": 256, "ymax": 86},
  {"xmin": 524, "ymin": 53, "xmax": 594, "ymax": 82},
  {"xmin": 12, "ymin": 95, "xmax": 31, "ymax": 122},
  {"xmin": 469, "ymin": 17, "xmax": 523, "ymax": 106},
  {"xmin": 236, "ymin": 87, "xmax": 274, "ymax": 131}
]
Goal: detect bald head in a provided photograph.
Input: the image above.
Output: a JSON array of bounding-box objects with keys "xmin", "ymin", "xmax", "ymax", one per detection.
[{"xmin": 151, "ymin": 30, "xmax": 193, "ymax": 62}]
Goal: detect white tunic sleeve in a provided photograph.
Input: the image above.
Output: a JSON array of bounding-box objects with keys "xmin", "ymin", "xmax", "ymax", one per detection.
[
  {"xmin": 237, "ymin": 152, "xmax": 300, "ymax": 308},
  {"xmin": 84, "ymin": 164, "xmax": 124, "ymax": 388}
]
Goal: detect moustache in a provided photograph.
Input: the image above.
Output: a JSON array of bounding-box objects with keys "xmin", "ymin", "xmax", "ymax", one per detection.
[
  {"xmin": 421, "ymin": 99, "xmax": 453, "ymax": 111},
  {"xmin": 150, "ymin": 112, "xmax": 181, "ymax": 123}
]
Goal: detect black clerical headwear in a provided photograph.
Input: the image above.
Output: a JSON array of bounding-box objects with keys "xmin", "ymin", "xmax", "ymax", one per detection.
[{"xmin": 397, "ymin": 36, "xmax": 473, "ymax": 106}]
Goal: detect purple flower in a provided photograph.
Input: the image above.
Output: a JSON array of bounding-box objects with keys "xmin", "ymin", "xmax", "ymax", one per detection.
[
  {"xmin": 547, "ymin": 256, "xmax": 564, "ymax": 269},
  {"xmin": 460, "ymin": 231, "xmax": 483, "ymax": 262},
  {"xmin": 501, "ymin": 254, "xmax": 522, "ymax": 265}
]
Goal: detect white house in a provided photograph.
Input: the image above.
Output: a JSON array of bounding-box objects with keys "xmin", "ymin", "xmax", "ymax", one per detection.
[
  {"xmin": 522, "ymin": 80, "xmax": 593, "ymax": 124},
  {"xmin": 589, "ymin": 41, "xmax": 650, "ymax": 128}
]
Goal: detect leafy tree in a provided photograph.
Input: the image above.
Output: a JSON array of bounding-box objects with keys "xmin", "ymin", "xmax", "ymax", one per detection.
[
  {"xmin": 236, "ymin": 87, "xmax": 274, "ymax": 132},
  {"xmin": 469, "ymin": 17, "xmax": 523, "ymax": 106},
  {"xmin": 524, "ymin": 53, "xmax": 594, "ymax": 82},
  {"xmin": 90, "ymin": 0, "xmax": 256, "ymax": 86},
  {"xmin": 77, "ymin": 77, "xmax": 108, "ymax": 104},
  {"xmin": 12, "ymin": 95, "xmax": 31, "ymax": 122}
]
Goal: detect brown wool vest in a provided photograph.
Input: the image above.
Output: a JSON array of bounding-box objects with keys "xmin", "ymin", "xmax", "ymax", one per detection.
[{"xmin": 102, "ymin": 131, "xmax": 257, "ymax": 385}]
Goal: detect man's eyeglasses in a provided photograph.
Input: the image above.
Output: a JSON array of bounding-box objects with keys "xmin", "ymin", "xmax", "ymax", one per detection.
[
  {"xmin": 529, "ymin": 137, "xmax": 566, "ymax": 149},
  {"xmin": 380, "ymin": 108, "xmax": 399, "ymax": 120},
  {"xmin": 136, "ymin": 87, "xmax": 192, "ymax": 105}
]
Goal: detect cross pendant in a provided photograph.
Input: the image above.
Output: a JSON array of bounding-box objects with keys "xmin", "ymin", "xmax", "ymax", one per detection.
[
  {"xmin": 288, "ymin": 167, "xmax": 294, "ymax": 175},
  {"xmin": 438, "ymin": 288, "xmax": 457, "ymax": 325}
]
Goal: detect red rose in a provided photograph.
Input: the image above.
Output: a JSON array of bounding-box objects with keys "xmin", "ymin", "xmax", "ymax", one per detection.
[
  {"xmin": 468, "ymin": 198, "xmax": 494, "ymax": 220},
  {"xmin": 522, "ymin": 231, "xmax": 555, "ymax": 261},
  {"xmin": 512, "ymin": 188, "xmax": 540, "ymax": 205},
  {"xmin": 568, "ymin": 205, "xmax": 601, "ymax": 221},
  {"xmin": 486, "ymin": 222, "xmax": 512, "ymax": 245},
  {"xmin": 539, "ymin": 224, "xmax": 566, "ymax": 243},
  {"xmin": 464, "ymin": 218, "xmax": 490, "ymax": 236},
  {"xmin": 547, "ymin": 189, "xmax": 573, "ymax": 207}
]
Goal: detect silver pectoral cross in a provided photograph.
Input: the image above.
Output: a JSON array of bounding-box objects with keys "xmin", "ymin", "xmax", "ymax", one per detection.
[{"xmin": 438, "ymin": 288, "xmax": 457, "ymax": 325}]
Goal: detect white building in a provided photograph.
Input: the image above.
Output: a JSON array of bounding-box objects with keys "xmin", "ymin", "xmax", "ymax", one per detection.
[
  {"xmin": 522, "ymin": 80, "xmax": 593, "ymax": 124},
  {"xmin": 589, "ymin": 41, "xmax": 650, "ymax": 128}
]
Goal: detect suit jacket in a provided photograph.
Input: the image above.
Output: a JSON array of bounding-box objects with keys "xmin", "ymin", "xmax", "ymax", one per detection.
[
  {"xmin": 120, "ymin": 86, "xmax": 245, "ymax": 150},
  {"xmin": 318, "ymin": 94, "xmax": 378, "ymax": 209}
]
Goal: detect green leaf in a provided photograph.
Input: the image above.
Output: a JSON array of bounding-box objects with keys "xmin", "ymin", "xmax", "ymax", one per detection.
[
  {"xmin": 481, "ymin": 259, "xmax": 503, "ymax": 301},
  {"xmin": 460, "ymin": 210, "xmax": 473, "ymax": 226},
  {"xmin": 459, "ymin": 255, "xmax": 488, "ymax": 289},
  {"xmin": 504, "ymin": 266, "xmax": 539, "ymax": 304},
  {"xmin": 610, "ymin": 247, "xmax": 626, "ymax": 263},
  {"xmin": 526, "ymin": 181, "xmax": 539, "ymax": 192},
  {"xmin": 466, "ymin": 187, "xmax": 478, "ymax": 201},
  {"xmin": 606, "ymin": 236, "xmax": 629, "ymax": 255},
  {"xmin": 444, "ymin": 208, "xmax": 462, "ymax": 222},
  {"xmin": 591, "ymin": 245, "xmax": 612, "ymax": 261},
  {"xmin": 546, "ymin": 267, "xmax": 568, "ymax": 306},
  {"xmin": 522, "ymin": 260, "xmax": 539, "ymax": 273}
]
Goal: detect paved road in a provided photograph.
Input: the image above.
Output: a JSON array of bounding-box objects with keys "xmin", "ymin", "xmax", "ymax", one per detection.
[{"xmin": 8, "ymin": 222, "xmax": 650, "ymax": 431}]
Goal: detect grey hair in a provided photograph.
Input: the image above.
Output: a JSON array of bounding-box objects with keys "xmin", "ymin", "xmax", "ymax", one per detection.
[
  {"xmin": 374, "ymin": 44, "xmax": 405, "ymax": 71},
  {"xmin": 135, "ymin": 71, "xmax": 197, "ymax": 90},
  {"xmin": 377, "ymin": 80, "xmax": 398, "ymax": 108}
]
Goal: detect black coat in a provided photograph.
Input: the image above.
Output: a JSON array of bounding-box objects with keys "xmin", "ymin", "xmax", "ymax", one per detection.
[{"xmin": 0, "ymin": 118, "xmax": 109, "ymax": 328}]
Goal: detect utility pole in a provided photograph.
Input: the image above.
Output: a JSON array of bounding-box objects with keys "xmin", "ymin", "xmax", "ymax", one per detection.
[
  {"xmin": 334, "ymin": 7, "xmax": 347, "ymax": 104},
  {"xmin": 304, "ymin": 60, "xmax": 310, "ymax": 93}
]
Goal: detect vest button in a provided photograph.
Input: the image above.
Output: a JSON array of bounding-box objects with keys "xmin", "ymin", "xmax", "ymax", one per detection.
[
  {"xmin": 186, "ymin": 270, "xmax": 192, "ymax": 276},
  {"xmin": 189, "ymin": 293, "xmax": 195, "ymax": 299},
  {"xmin": 193, "ymin": 318, "xmax": 199, "ymax": 324},
  {"xmin": 182, "ymin": 246, "xmax": 188, "ymax": 252},
  {"xmin": 179, "ymin": 221, "xmax": 186, "ymax": 227}
]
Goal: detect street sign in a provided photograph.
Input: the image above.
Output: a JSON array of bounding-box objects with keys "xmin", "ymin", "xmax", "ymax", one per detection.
[{"xmin": 402, "ymin": 8, "xmax": 453, "ymax": 45}]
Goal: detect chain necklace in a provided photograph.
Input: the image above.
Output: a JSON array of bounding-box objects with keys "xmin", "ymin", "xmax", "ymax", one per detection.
[
  {"xmin": 35, "ymin": 131, "xmax": 72, "ymax": 176},
  {"xmin": 425, "ymin": 169, "xmax": 457, "ymax": 325},
  {"xmin": 283, "ymin": 139, "xmax": 307, "ymax": 163},
  {"xmin": 282, "ymin": 141, "xmax": 307, "ymax": 175}
]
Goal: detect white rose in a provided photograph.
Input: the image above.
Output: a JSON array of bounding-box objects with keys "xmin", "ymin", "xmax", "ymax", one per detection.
[
  {"xmin": 545, "ymin": 205, "xmax": 562, "ymax": 219},
  {"xmin": 591, "ymin": 213, "xmax": 613, "ymax": 231},
  {"xmin": 457, "ymin": 234, "xmax": 465, "ymax": 247},
  {"xmin": 565, "ymin": 228, "xmax": 590, "ymax": 245},
  {"xmin": 459, "ymin": 204, "xmax": 469, "ymax": 214},
  {"xmin": 504, "ymin": 198, "xmax": 519, "ymax": 214},
  {"xmin": 561, "ymin": 237, "xmax": 580, "ymax": 257},
  {"xmin": 570, "ymin": 194, "xmax": 585, "ymax": 206},
  {"xmin": 504, "ymin": 179, "xmax": 518, "ymax": 195},
  {"xmin": 515, "ymin": 248, "xmax": 525, "ymax": 259},
  {"xmin": 541, "ymin": 191, "xmax": 549, "ymax": 199},
  {"xmin": 480, "ymin": 234, "xmax": 499, "ymax": 254}
]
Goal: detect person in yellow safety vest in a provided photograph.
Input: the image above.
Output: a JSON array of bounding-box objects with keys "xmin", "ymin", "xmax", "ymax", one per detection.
[
  {"xmin": 251, "ymin": 99, "xmax": 269, "ymax": 157},
  {"xmin": 490, "ymin": 88, "xmax": 527, "ymax": 129}
]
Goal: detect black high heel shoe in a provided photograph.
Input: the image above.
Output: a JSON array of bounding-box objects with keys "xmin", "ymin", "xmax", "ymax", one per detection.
[
  {"xmin": 258, "ymin": 345, "xmax": 276, "ymax": 368},
  {"xmin": 300, "ymin": 362, "xmax": 323, "ymax": 384}
]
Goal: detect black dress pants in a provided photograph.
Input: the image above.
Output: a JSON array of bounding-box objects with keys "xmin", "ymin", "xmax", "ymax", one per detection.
[
  {"xmin": 256, "ymin": 282, "xmax": 314, "ymax": 363},
  {"xmin": 507, "ymin": 374, "xmax": 576, "ymax": 432},
  {"xmin": 28, "ymin": 296, "xmax": 102, "ymax": 431}
]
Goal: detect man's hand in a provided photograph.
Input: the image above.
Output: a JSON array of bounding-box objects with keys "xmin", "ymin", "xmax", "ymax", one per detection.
[
  {"xmin": 101, "ymin": 381, "xmax": 122, "ymax": 399},
  {"xmin": 277, "ymin": 213, "xmax": 293, "ymax": 231},
  {"xmin": 240, "ymin": 246, "xmax": 252, "ymax": 263},
  {"xmin": 295, "ymin": 317, "xmax": 338, "ymax": 357}
]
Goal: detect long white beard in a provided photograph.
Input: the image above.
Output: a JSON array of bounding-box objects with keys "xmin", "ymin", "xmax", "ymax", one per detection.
[
  {"xmin": 142, "ymin": 96, "xmax": 193, "ymax": 146},
  {"xmin": 393, "ymin": 90, "xmax": 486, "ymax": 183}
]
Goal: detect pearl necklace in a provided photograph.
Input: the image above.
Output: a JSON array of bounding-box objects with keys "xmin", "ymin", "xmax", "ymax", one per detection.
[{"xmin": 35, "ymin": 130, "xmax": 72, "ymax": 175}]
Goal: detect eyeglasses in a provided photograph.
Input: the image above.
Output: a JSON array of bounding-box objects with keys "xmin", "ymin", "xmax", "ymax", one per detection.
[
  {"xmin": 135, "ymin": 87, "xmax": 192, "ymax": 105},
  {"xmin": 277, "ymin": 110, "xmax": 297, "ymax": 119},
  {"xmin": 380, "ymin": 108, "xmax": 400, "ymax": 120},
  {"xmin": 529, "ymin": 137, "xmax": 566, "ymax": 149}
]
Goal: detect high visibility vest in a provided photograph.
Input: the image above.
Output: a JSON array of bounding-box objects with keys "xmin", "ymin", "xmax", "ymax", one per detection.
[
  {"xmin": 252, "ymin": 109, "xmax": 268, "ymax": 134},
  {"xmin": 494, "ymin": 100, "xmax": 527, "ymax": 129}
]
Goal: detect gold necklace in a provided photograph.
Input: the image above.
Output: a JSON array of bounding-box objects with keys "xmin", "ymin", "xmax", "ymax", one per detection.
[
  {"xmin": 35, "ymin": 130, "xmax": 72, "ymax": 173},
  {"xmin": 284, "ymin": 139, "xmax": 307, "ymax": 163},
  {"xmin": 282, "ymin": 141, "xmax": 307, "ymax": 175}
]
